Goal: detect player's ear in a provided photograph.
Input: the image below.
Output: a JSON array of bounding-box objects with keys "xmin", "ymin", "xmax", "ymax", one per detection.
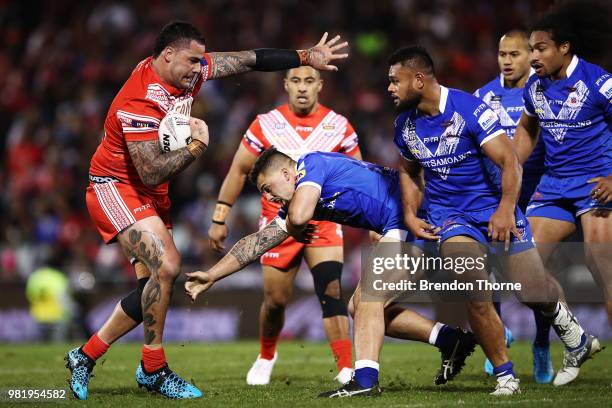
[
  {"xmin": 163, "ymin": 47, "xmax": 174, "ymax": 63},
  {"xmin": 559, "ymin": 41, "xmax": 570, "ymax": 56},
  {"xmin": 316, "ymin": 78, "xmax": 323, "ymax": 93},
  {"xmin": 283, "ymin": 77, "xmax": 289, "ymax": 92},
  {"xmin": 414, "ymin": 72, "xmax": 425, "ymax": 90}
]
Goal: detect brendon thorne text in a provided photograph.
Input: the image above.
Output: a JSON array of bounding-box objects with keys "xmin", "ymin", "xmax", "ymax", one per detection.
[{"xmin": 372, "ymin": 279, "xmax": 522, "ymax": 292}]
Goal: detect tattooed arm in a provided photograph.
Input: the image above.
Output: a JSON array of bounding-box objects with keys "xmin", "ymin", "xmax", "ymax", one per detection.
[
  {"xmin": 208, "ymin": 51, "xmax": 256, "ymax": 79},
  {"xmin": 127, "ymin": 140, "xmax": 196, "ymax": 187},
  {"xmin": 184, "ymin": 219, "xmax": 289, "ymax": 300},
  {"xmin": 206, "ymin": 33, "xmax": 349, "ymax": 79},
  {"xmin": 127, "ymin": 117, "xmax": 209, "ymax": 187}
]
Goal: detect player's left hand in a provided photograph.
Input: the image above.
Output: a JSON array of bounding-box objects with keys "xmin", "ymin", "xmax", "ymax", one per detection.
[
  {"xmin": 303, "ymin": 32, "xmax": 349, "ymax": 71},
  {"xmin": 588, "ymin": 176, "xmax": 612, "ymax": 204},
  {"xmin": 488, "ymin": 206, "xmax": 520, "ymax": 252},
  {"xmin": 184, "ymin": 271, "xmax": 215, "ymax": 302}
]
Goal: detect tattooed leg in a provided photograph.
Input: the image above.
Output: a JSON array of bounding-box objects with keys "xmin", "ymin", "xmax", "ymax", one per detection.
[{"xmin": 118, "ymin": 217, "xmax": 181, "ymax": 346}]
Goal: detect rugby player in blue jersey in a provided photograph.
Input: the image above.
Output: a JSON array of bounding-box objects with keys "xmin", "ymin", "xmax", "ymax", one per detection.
[
  {"xmin": 513, "ymin": 3, "xmax": 612, "ymax": 386},
  {"xmin": 475, "ymin": 29, "xmax": 553, "ymax": 383},
  {"xmin": 185, "ymin": 149, "xmax": 479, "ymax": 395},
  {"xmin": 389, "ymin": 46, "xmax": 600, "ymax": 395}
]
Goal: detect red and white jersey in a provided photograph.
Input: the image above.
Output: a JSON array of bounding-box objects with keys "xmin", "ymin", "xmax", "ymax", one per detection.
[
  {"xmin": 241, "ymin": 103, "xmax": 360, "ymax": 214},
  {"xmin": 89, "ymin": 55, "xmax": 213, "ymax": 197}
]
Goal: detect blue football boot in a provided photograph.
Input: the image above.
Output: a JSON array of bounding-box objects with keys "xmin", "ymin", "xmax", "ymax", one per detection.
[
  {"xmin": 136, "ymin": 361, "xmax": 202, "ymax": 399},
  {"xmin": 65, "ymin": 347, "xmax": 95, "ymax": 400}
]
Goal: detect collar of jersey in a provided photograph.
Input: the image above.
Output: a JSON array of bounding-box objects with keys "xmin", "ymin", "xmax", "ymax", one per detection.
[
  {"xmin": 565, "ymin": 55, "xmax": 579, "ymax": 78},
  {"xmin": 438, "ymin": 85, "xmax": 449, "ymax": 114}
]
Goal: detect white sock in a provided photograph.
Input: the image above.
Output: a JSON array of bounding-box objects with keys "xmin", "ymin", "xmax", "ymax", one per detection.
[
  {"xmin": 428, "ymin": 322, "xmax": 444, "ymax": 346},
  {"xmin": 355, "ymin": 360, "xmax": 380, "ymax": 371},
  {"xmin": 552, "ymin": 302, "xmax": 584, "ymax": 349}
]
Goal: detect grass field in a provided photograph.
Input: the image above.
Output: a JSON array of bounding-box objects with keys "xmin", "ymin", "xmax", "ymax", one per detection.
[{"xmin": 0, "ymin": 341, "xmax": 609, "ymax": 407}]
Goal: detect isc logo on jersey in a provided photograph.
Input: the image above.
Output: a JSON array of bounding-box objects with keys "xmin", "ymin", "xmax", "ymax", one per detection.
[
  {"xmin": 158, "ymin": 112, "xmax": 192, "ymax": 153},
  {"xmin": 599, "ymin": 77, "xmax": 612, "ymax": 100},
  {"xmin": 477, "ymin": 108, "xmax": 498, "ymax": 131}
]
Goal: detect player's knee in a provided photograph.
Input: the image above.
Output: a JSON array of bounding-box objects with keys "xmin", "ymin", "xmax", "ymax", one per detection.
[
  {"xmin": 264, "ymin": 289, "xmax": 290, "ymax": 310},
  {"xmin": 312, "ymin": 261, "xmax": 347, "ymax": 318},
  {"xmin": 119, "ymin": 277, "xmax": 150, "ymax": 322},
  {"xmin": 156, "ymin": 251, "xmax": 182, "ymax": 282}
]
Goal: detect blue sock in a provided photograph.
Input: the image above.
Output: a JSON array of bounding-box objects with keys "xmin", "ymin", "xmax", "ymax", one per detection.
[
  {"xmin": 533, "ymin": 310, "xmax": 551, "ymax": 347},
  {"xmin": 434, "ymin": 324, "xmax": 458, "ymax": 355},
  {"xmin": 354, "ymin": 367, "xmax": 378, "ymax": 388},
  {"xmin": 493, "ymin": 361, "xmax": 515, "ymax": 378}
]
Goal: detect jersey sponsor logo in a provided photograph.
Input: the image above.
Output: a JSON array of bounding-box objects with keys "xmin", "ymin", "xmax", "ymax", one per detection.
[
  {"xmin": 262, "ymin": 252, "xmax": 280, "ymax": 258},
  {"xmin": 599, "ymin": 77, "xmax": 612, "ymax": 99},
  {"xmin": 477, "ymin": 108, "xmax": 498, "ymax": 131},
  {"xmin": 529, "ymin": 80, "xmax": 590, "ymax": 142},
  {"xmin": 295, "ymin": 125, "xmax": 313, "ymax": 132}
]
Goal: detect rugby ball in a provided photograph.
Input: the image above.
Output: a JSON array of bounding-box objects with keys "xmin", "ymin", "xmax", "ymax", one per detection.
[{"xmin": 158, "ymin": 112, "xmax": 192, "ymax": 153}]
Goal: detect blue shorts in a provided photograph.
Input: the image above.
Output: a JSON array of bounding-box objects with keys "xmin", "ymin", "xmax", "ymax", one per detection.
[
  {"xmin": 525, "ymin": 173, "xmax": 612, "ymax": 223},
  {"xmin": 428, "ymin": 206, "xmax": 534, "ymax": 254}
]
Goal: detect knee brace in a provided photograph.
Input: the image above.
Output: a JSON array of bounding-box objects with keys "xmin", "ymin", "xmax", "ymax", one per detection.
[
  {"xmin": 311, "ymin": 261, "xmax": 347, "ymax": 318},
  {"xmin": 120, "ymin": 277, "xmax": 149, "ymax": 323}
]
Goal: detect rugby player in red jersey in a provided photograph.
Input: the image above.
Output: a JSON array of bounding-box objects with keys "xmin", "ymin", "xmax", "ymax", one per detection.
[{"xmin": 65, "ymin": 21, "xmax": 348, "ymax": 399}]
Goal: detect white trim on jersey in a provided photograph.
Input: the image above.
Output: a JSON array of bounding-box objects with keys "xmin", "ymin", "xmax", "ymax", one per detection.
[
  {"xmin": 566, "ymin": 55, "xmax": 579, "ymax": 78},
  {"xmin": 117, "ymin": 110, "xmax": 160, "ymax": 133},
  {"xmin": 296, "ymin": 181, "xmax": 322, "ymax": 192},
  {"xmin": 480, "ymin": 129, "xmax": 505, "ymax": 146},
  {"xmin": 382, "ymin": 229, "xmax": 410, "ymax": 242},
  {"xmin": 439, "ymin": 86, "xmax": 449, "ymax": 114}
]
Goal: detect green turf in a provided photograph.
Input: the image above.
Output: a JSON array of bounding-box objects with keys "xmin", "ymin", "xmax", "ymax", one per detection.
[{"xmin": 0, "ymin": 341, "xmax": 609, "ymax": 407}]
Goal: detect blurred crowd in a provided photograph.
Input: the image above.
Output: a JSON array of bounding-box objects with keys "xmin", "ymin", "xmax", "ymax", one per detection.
[{"xmin": 0, "ymin": 0, "xmax": 558, "ymax": 288}]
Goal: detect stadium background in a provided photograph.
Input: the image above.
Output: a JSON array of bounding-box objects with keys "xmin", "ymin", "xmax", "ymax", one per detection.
[{"xmin": 0, "ymin": 0, "xmax": 610, "ymax": 344}]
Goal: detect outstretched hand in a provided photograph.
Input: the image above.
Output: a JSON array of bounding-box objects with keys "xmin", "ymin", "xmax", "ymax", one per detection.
[
  {"xmin": 302, "ymin": 32, "xmax": 349, "ymax": 71},
  {"xmin": 184, "ymin": 271, "xmax": 215, "ymax": 302}
]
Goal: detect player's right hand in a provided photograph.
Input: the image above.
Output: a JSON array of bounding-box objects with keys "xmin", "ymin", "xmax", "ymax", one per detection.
[
  {"xmin": 184, "ymin": 271, "xmax": 215, "ymax": 302},
  {"xmin": 208, "ymin": 223, "xmax": 228, "ymax": 252},
  {"xmin": 189, "ymin": 117, "xmax": 209, "ymax": 147},
  {"xmin": 304, "ymin": 32, "xmax": 349, "ymax": 71},
  {"xmin": 405, "ymin": 214, "xmax": 440, "ymax": 241}
]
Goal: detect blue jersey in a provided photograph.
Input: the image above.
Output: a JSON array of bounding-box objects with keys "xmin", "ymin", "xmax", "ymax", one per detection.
[
  {"xmin": 276, "ymin": 152, "xmax": 405, "ymax": 235},
  {"xmin": 475, "ymin": 74, "xmax": 545, "ymax": 176},
  {"xmin": 523, "ymin": 56, "xmax": 612, "ymax": 178},
  {"xmin": 394, "ymin": 86, "xmax": 504, "ymax": 212}
]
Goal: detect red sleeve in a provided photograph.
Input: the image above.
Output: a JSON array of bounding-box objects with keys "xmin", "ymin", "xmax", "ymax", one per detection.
[
  {"xmin": 193, "ymin": 53, "xmax": 214, "ymax": 95},
  {"xmin": 339, "ymin": 120, "xmax": 360, "ymax": 156},
  {"xmin": 116, "ymin": 99, "xmax": 163, "ymax": 142},
  {"xmin": 241, "ymin": 117, "xmax": 270, "ymax": 155}
]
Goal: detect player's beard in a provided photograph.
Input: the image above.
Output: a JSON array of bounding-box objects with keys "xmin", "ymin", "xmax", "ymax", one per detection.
[{"xmin": 394, "ymin": 95, "xmax": 420, "ymax": 113}]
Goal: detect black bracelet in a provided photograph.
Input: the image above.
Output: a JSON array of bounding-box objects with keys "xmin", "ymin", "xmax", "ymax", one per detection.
[
  {"xmin": 217, "ymin": 200, "xmax": 233, "ymax": 207},
  {"xmin": 254, "ymin": 49, "xmax": 300, "ymax": 72},
  {"xmin": 211, "ymin": 220, "xmax": 225, "ymax": 225}
]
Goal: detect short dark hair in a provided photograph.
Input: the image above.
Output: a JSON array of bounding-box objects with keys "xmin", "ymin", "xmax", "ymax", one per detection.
[
  {"xmin": 530, "ymin": 0, "xmax": 612, "ymax": 60},
  {"xmin": 388, "ymin": 46, "xmax": 435, "ymax": 75},
  {"xmin": 248, "ymin": 148, "xmax": 293, "ymax": 186},
  {"xmin": 153, "ymin": 21, "xmax": 206, "ymax": 57}
]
